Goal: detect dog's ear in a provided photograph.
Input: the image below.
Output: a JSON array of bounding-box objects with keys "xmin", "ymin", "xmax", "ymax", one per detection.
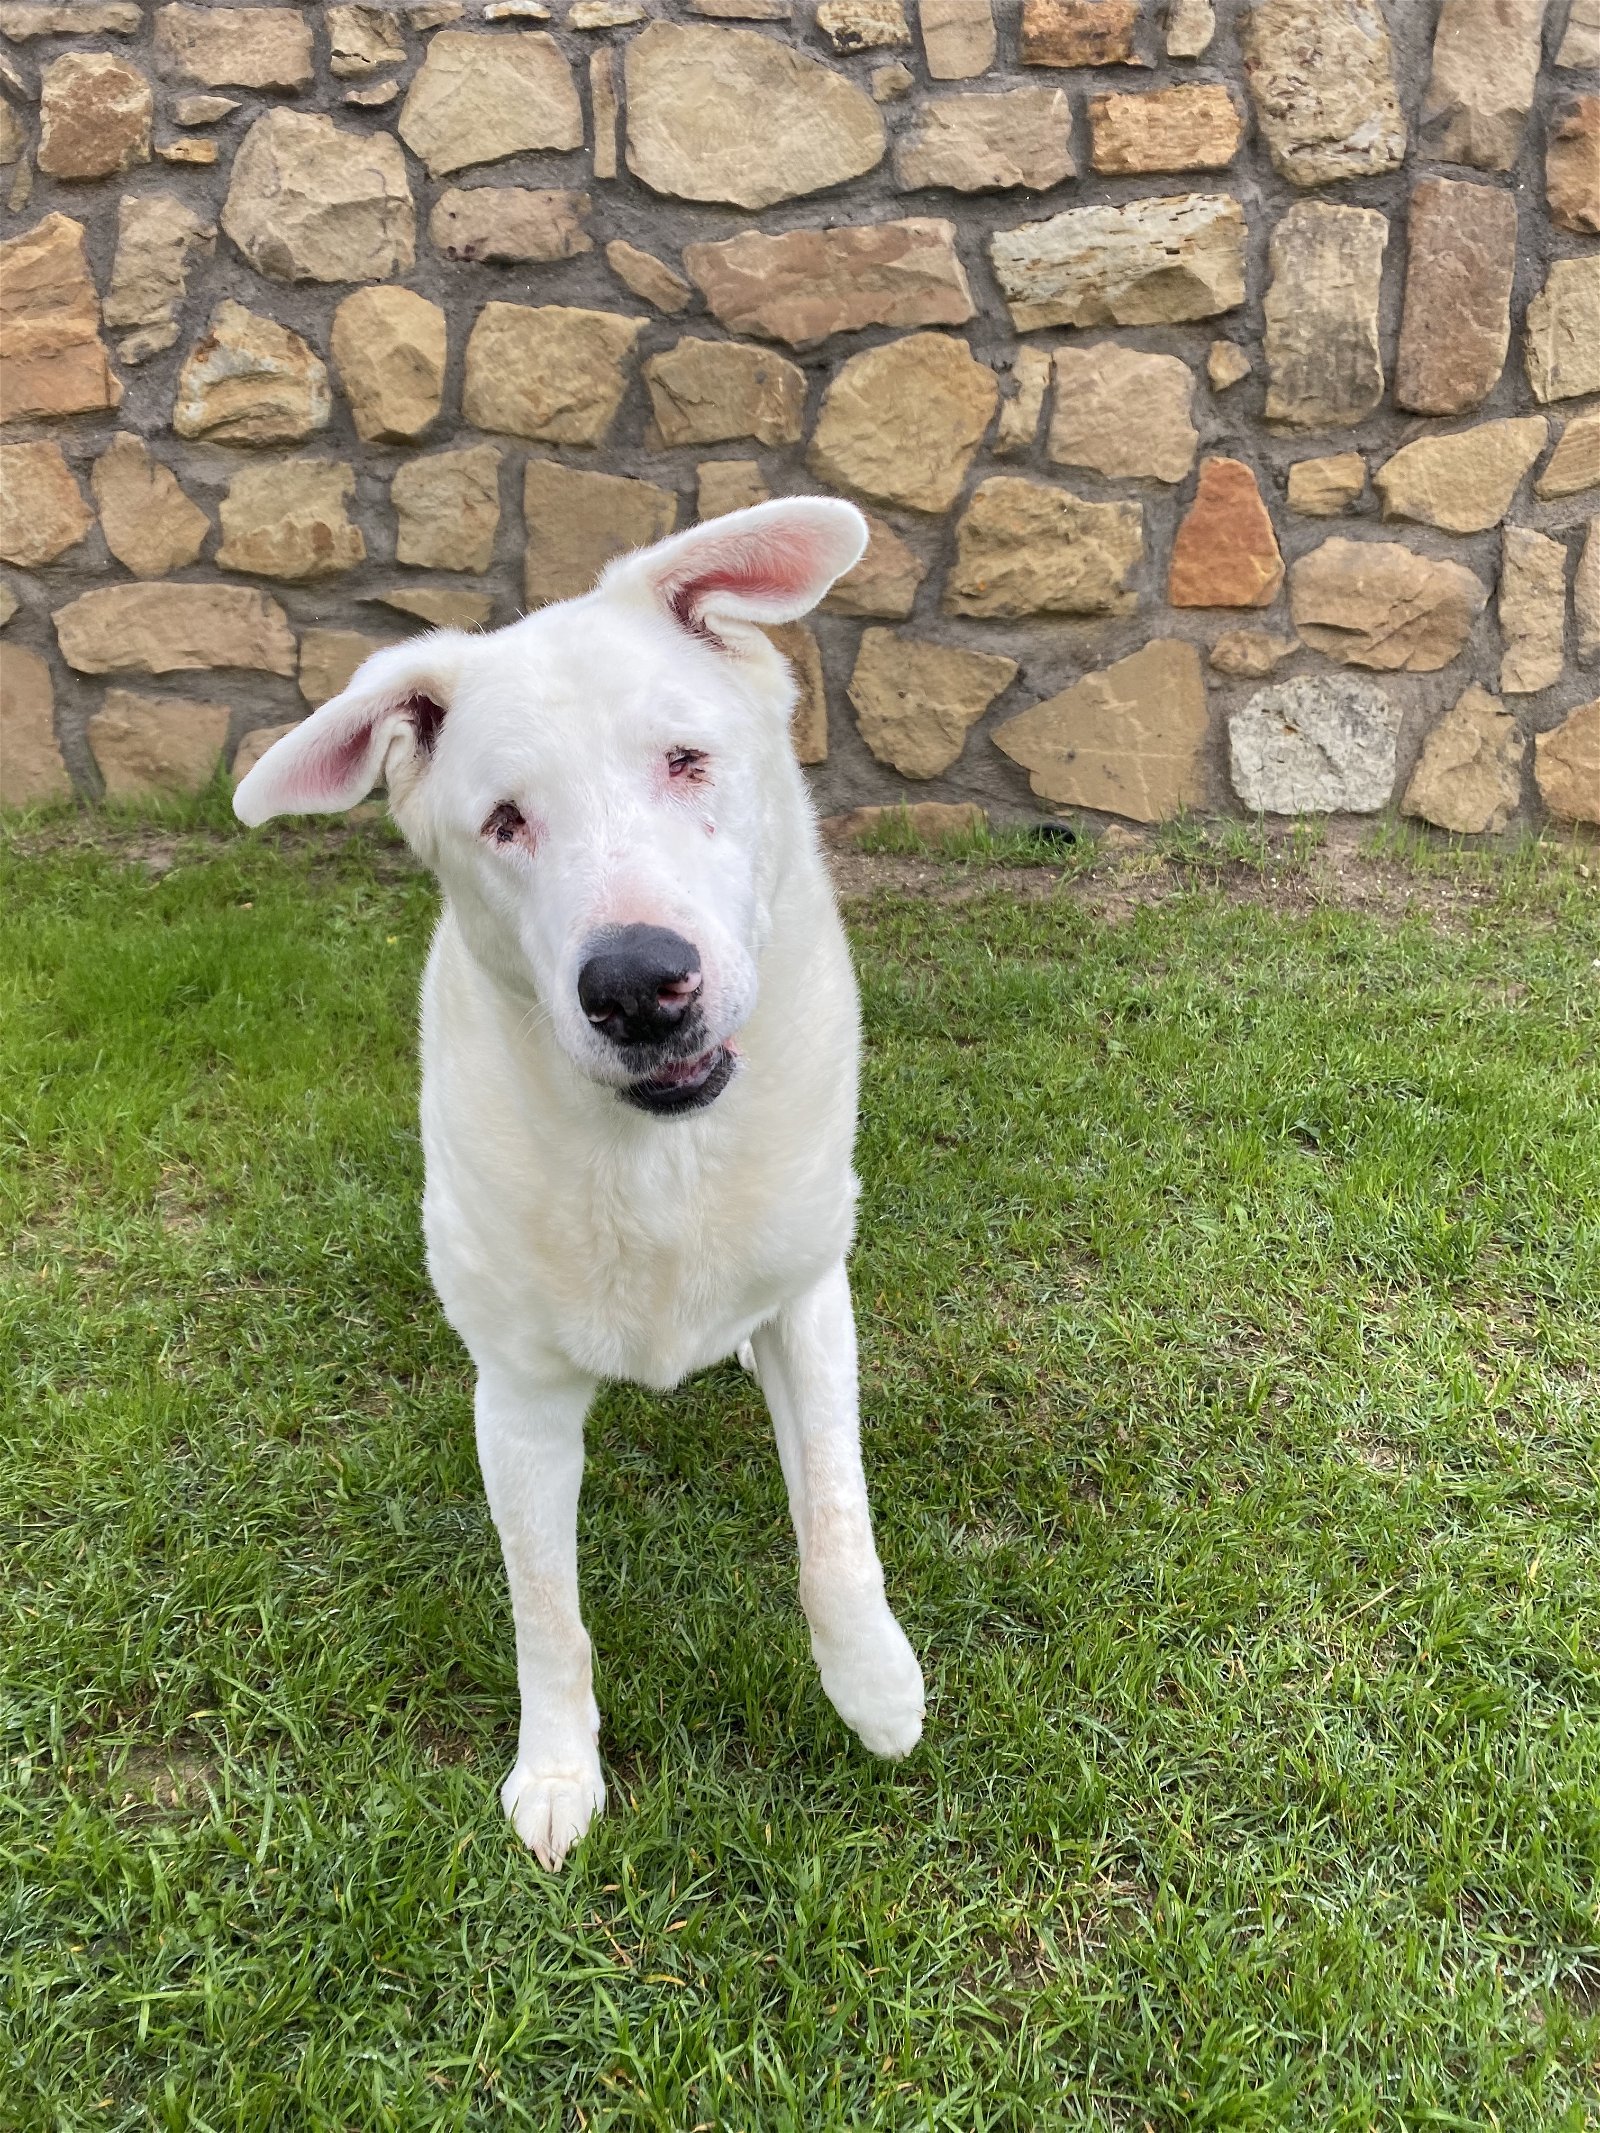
[
  {"xmin": 603, "ymin": 498, "xmax": 868, "ymax": 641},
  {"xmin": 233, "ymin": 636, "xmax": 467, "ymax": 827}
]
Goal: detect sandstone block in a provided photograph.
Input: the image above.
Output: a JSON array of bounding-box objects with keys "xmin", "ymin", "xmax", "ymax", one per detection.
[
  {"xmin": 431, "ymin": 188, "xmax": 592, "ymax": 263},
  {"xmin": 1394, "ymin": 179, "xmax": 1516, "ymax": 417},
  {"xmin": 1401, "ymin": 684, "xmax": 1522, "ymax": 835},
  {"xmin": 944, "ymin": 476, "xmax": 1142, "ymax": 619},
  {"xmin": 154, "ymin": 5, "xmax": 314, "ymax": 90},
  {"xmin": 808, "ymin": 333, "xmax": 995, "ymax": 515},
  {"xmin": 1287, "ymin": 454, "xmax": 1365, "ymax": 516},
  {"xmin": 817, "ymin": 0, "xmax": 908, "ymax": 49},
  {"xmin": 524, "ymin": 459, "xmax": 677, "ymax": 605},
  {"xmin": 156, "ymin": 140, "xmax": 219, "ymax": 168},
  {"xmin": 393, "ymin": 444, "xmax": 502, "ymax": 574},
  {"xmin": 0, "ymin": 106, "xmax": 24, "ymax": 168},
  {"xmin": 1534, "ymin": 698, "xmax": 1600, "ymax": 824},
  {"xmin": 1169, "ymin": 458, "xmax": 1283, "ymax": 609},
  {"xmin": 1548, "ymin": 97, "xmax": 1600, "ymax": 237},
  {"xmin": 872, "ymin": 60, "xmax": 915, "ymax": 98},
  {"xmin": 919, "ymin": 0, "xmax": 995, "ymax": 77},
  {"xmin": 848, "ymin": 629, "xmax": 1016, "ymax": 779},
  {"xmin": 233, "ymin": 720, "xmax": 300, "ymax": 784},
  {"xmin": 1209, "ymin": 629, "xmax": 1296, "ymax": 678},
  {"xmin": 991, "ymin": 194, "xmax": 1246, "ymax": 333},
  {"xmin": 643, "ymin": 338, "xmax": 806, "ymax": 449},
  {"xmin": 894, "ymin": 88, "xmax": 1073, "ymax": 192},
  {"xmin": 0, "ymin": 645, "xmax": 70, "ymax": 808},
  {"xmin": 1046, "ymin": 345, "xmax": 1196, "ymax": 484},
  {"xmin": 370, "ymin": 586, "xmax": 494, "ymax": 631},
  {"xmin": 0, "ymin": 582, "xmax": 18, "ymax": 628},
  {"xmin": 1241, "ymin": 0, "xmax": 1406, "ymax": 186},
  {"xmin": 995, "ymin": 347, "xmax": 1050, "ymax": 456},
  {"xmin": 591, "ymin": 49, "xmax": 618, "ymax": 177},
  {"xmin": 222, "ymin": 112, "xmax": 414, "ymax": 284},
  {"xmin": 696, "ymin": 460, "xmax": 769, "ymax": 518},
  {"xmin": 606, "ymin": 241, "xmax": 691, "ymax": 313},
  {"xmin": 994, "ymin": 641, "xmax": 1207, "ymax": 824},
  {"xmin": 0, "ymin": 4, "xmax": 142, "ymax": 32},
  {"xmin": 1290, "ymin": 538, "xmax": 1486, "ymax": 673},
  {"xmin": 1421, "ymin": 0, "xmax": 1546, "ymax": 171},
  {"xmin": 398, "ymin": 31, "xmax": 582, "ymax": 176},
  {"xmin": 92, "ymin": 436, "xmax": 209, "ymax": 578},
  {"xmin": 1526, "ymin": 260, "xmax": 1600, "ymax": 405},
  {"xmin": 54, "ymin": 583, "xmax": 296, "ymax": 676},
  {"xmin": 1230, "ymin": 674, "xmax": 1401, "ymax": 814},
  {"xmin": 1557, "ymin": 0, "xmax": 1600, "ymax": 65},
  {"xmin": 823, "ymin": 801, "xmax": 987, "ymax": 844},
  {"xmin": 299, "ymin": 628, "xmax": 389, "ymax": 708},
  {"xmin": 1088, "ymin": 84, "xmax": 1241, "ymax": 173},
  {"xmin": 569, "ymin": 0, "xmax": 643, "ymax": 24},
  {"xmin": 0, "ymin": 214, "xmax": 121, "ymax": 422},
  {"xmin": 328, "ymin": 4, "xmax": 406, "ymax": 76},
  {"xmin": 463, "ymin": 304, "xmax": 644, "ymax": 445},
  {"xmin": 1263, "ymin": 202, "xmax": 1387, "ymax": 427},
  {"xmin": 1166, "ymin": 0, "xmax": 1214, "ymax": 56},
  {"xmin": 174, "ymin": 302, "xmax": 331, "ymax": 446},
  {"xmin": 0, "ymin": 441, "xmax": 93, "ymax": 567},
  {"xmin": 1207, "ymin": 341, "xmax": 1251, "ymax": 391},
  {"xmin": 1499, "ymin": 527, "xmax": 1566, "ymax": 696},
  {"xmin": 1375, "ymin": 418, "xmax": 1547, "ymax": 537},
  {"xmin": 765, "ymin": 621, "xmax": 827, "ymax": 764},
  {"xmin": 38, "ymin": 52, "xmax": 151, "ymax": 180},
  {"xmin": 1576, "ymin": 520, "xmax": 1600, "ymax": 661},
  {"xmin": 821, "ymin": 511, "xmax": 926, "ymax": 618},
  {"xmin": 216, "ymin": 460, "xmax": 365, "ymax": 582},
  {"xmin": 1020, "ymin": 0, "xmax": 1141, "ymax": 66},
  {"xmin": 683, "ymin": 221, "xmax": 972, "ymax": 348},
  {"xmin": 103, "ymin": 194, "xmax": 214, "ymax": 366},
  {"xmin": 626, "ymin": 24, "xmax": 884, "ymax": 208},
  {"xmin": 89, "ymin": 689, "xmax": 229, "ymax": 799},
  {"xmin": 331, "ymin": 287, "xmax": 446, "ymax": 444}
]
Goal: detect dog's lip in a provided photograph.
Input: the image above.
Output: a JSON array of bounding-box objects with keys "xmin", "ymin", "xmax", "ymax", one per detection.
[{"xmin": 622, "ymin": 1041, "xmax": 737, "ymax": 1114}]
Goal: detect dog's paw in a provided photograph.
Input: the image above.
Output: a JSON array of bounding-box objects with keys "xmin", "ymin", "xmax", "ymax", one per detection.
[
  {"xmin": 814, "ymin": 1608, "xmax": 925, "ymax": 1762},
  {"xmin": 501, "ymin": 1754, "xmax": 605, "ymax": 1871}
]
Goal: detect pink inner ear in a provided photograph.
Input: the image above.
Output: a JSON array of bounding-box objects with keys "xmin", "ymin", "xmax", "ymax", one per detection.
[
  {"xmin": 662, "ymin": 526, "xmax": 833, "ymax": 637},
  {"xmin": 667, "ymin": 562, "xmax": 797, "ymax": 639},
  {"xmin": 318, "ymin": 717, "xmax": 382, "ymax": 800}
]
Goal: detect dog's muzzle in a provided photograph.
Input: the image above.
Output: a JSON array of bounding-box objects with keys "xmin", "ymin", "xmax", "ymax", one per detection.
[{"xmin": 577, "ymin": 925, "xmax": 737, "ymax": 1116}]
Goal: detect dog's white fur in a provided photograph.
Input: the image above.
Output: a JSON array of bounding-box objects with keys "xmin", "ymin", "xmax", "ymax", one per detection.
[{"xmin": 235, "ymin": 500, "xmax": 924, "ymax": 1869}]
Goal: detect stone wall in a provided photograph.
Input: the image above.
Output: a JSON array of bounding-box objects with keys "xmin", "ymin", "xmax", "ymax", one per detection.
[{"xmin": 0, "ymin": 0, "xmax": 1597, "ymax": 834}]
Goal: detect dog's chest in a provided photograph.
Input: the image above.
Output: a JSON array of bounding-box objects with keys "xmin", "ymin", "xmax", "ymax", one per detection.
[{"xmin": 425, "ymin": 1094, "xmax": 851, "ymax": 1389}]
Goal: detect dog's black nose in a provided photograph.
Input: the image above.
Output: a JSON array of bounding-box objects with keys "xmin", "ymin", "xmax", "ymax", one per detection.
[{"xmin": 578, "ymin": 926, "xmax": 702, "ymax": 1048}]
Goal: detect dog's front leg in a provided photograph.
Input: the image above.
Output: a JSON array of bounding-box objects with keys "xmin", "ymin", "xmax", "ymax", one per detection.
[
  {"xmin": 475, "ymin": 1360, "xmax": 604, "ymax": 1869},
  {"xmin": 752, "ymin": 1261, "xmax": 924, "ymax": 1760}
]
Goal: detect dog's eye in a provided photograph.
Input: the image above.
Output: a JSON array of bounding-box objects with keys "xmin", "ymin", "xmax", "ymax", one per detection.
[
  {"xmin": 666, "ymin": 747, "xmax": 708, "ymax": 782},
  {"xmin": 482, "ymin": 801, "xmax": 525, "ymax": 845}
]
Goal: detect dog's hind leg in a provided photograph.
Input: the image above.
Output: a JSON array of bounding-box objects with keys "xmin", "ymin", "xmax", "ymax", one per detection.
[
  {"xmin": 474, "ymin": 1359, "xmax": 605, "ymax": 1870},
  {"xmin": 751, "ymin": 1261, "xmax": 924, "ymax": 1761}
]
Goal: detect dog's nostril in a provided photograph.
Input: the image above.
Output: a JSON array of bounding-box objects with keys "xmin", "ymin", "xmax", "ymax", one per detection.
[{"xmin": 577, "ymin": 926, "xmax": 702, "ymax": 1047}]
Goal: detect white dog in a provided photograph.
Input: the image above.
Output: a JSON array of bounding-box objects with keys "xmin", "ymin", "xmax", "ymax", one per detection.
[{"xmin": 235, "ymin": 499, "xmax": 924, "ymax": 1869}]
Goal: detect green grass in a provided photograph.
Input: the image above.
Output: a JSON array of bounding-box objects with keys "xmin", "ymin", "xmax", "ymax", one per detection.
[{"xmin": 3, "ymin": 812, "xmax": 1600, "ymax": 2131}]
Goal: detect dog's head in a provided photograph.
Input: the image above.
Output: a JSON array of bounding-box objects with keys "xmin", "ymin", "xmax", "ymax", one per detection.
[{"xmin": 234, "ymin": 498, "xmax": 867, "ymax": 1116}]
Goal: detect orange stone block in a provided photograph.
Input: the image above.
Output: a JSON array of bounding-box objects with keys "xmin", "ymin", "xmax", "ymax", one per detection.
[{"xmin": 1168, "ymin": 456, "xmax": 1284, "ymax": 609}]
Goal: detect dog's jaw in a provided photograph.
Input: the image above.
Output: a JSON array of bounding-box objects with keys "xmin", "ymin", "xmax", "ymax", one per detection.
[{"xmin": 621, "ymin": 1041, "xmax": 738, "ymax": 1116}]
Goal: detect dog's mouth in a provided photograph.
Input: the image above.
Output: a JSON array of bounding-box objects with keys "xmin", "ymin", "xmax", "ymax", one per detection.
[{"xmin": 622, "ymin": 1043, "xmax": 737, "ymax": 1116}]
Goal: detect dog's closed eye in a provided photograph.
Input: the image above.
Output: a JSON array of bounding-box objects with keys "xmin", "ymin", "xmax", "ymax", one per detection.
[
  {"xmin": 667, "ymin": 748, "xmax": 709, "ymax": 783},
  {"xmin": 483, "ymin": 800, "xmax": 527, "ymax": 845}
]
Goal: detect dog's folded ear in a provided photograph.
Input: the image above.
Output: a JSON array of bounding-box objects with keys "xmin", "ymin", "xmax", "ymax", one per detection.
[
  {"xmin": 602, "ymin": 498, "xmax": 869, "ymax": 642},
  {"xmin": 233, "ymin": 637, "xmax": 467, "ymax": 827}
]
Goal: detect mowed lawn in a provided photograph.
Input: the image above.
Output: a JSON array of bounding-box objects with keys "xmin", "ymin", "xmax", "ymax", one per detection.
[{"xmin": 3, "ymin": 810, "xmax": 1600, "ymax": 2132}]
